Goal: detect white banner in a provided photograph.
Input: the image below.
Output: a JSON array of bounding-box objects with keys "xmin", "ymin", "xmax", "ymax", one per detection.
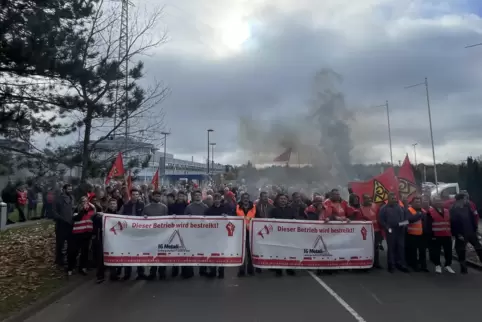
[
  {"xmin": 250, "ymin": 219, "xmax": 374, "ymax": 269},
  {"xmin": 103, "ymin": 215, "xmax": 245, "ymax": 266}
]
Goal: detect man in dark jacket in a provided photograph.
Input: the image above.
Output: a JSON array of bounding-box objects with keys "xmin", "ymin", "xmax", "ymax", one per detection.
[
  {"xmin": 52, "ymin": 184, "xmax": 74, "ymax": 267},
  {"xmin": 450, "ymin": 193, "xmax": 482, "ymax": 274},
  {"xmin": 255, "ymin": 191, "xmax": 274, "ymax": 218},
  {"xmin": 203, "ymin": 193, "xmax": 231, "ymax": 278},
  {"xmin": 290, "ymin": 192, "xmax": 307, "ymax": 219},
  {"xmin": 269, "ymin": 194, "xmax": 297, "ymax": 277},
  {"xmin": 167, "ymin": 191, "xmax": 191, "ymax": 278},
  {"xmin": 379, "ymin": 192, "xmax": 421, "ymax": 273},
  {"xmin": 118, "ymin": 188, "xmax": 145, "ymax": 280}
]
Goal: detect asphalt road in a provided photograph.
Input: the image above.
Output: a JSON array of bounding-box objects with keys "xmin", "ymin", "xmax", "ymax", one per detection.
[{"xmin": 25, "ymin": 260, "xmax": 481, "ymax": 322}]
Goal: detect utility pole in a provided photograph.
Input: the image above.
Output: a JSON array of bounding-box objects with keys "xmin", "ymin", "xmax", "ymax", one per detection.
[
  {"xmin": 404, "ymin": 77, "xmax": 438, "ymax": 192},
  {"xmin": 372, "ymin": 100, "xmax": 393, "ymax": 165},
  {"xmin": 207, "ymin": 129, "xmax": 214, "ymax": 175},
  {"xmin": 161, "ymin": 131, "xmax": 170, "ymax": 184},
  {"xmin": 210, "ymin": 142, "xmax": 216, "ymax": 172},
  {"xmin": 412, "ymin": 143, "xmax": 418, "ymax": 166}
]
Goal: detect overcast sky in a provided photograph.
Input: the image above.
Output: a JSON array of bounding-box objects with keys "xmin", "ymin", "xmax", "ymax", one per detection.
[{"xmin": 51, "ymin": 0, "xmax": 482, "ymax": 165}]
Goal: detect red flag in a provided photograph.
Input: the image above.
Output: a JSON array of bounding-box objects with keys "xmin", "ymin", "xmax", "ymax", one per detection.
[
  {"xmin": 349, "ymin": 167, "xmax": 399, "ymax": 204},
  {"xmin": 398, "ymin": 154, "xmax": 418, "ymax": 202},
  {"xmin": 151, "ymin": 168, "xmax": 159, "ymax": 190},
  {"xmin": 105, "ymin": 152, "xmax": 125, "ymax": 184},
  {"xmin": 273, "ymin": 148, "xmax": 292, "ymax": 162}
]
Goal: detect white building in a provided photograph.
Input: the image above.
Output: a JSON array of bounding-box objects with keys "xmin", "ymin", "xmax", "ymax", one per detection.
[{"xmin": 75, "ymin": 136, "xmax": 224, "ymax": 182}]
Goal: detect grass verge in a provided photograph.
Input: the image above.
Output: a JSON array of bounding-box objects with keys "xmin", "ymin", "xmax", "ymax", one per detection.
[{"xmin": 0, "ymin": 222, "xmax": 66, "ymax": 320}]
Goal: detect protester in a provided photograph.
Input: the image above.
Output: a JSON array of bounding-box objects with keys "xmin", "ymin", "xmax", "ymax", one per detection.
[
  {"xmin": 52, "ymin": 184, "xmax": 74, "ymax": 267},
  {"xmin": 236, "ymin": 193, "xmax": 256, "ymax": 277},
  {"xmin": 255, "ymin": 191, "xmax": 275, "ymax": 218},
  {"xmin": 269, "ymin": 194, "xmax": 297, "ymax": 276},
  {"xmin": 379, "ymin": 193, "xmax": 414, "ymax": 273},
  {"xmin": 203, "ymin": 193, "xmax": 231, "ymax": 278},
  {"xmin": 450, "ymin": 193, "xmax": 482, "ymax": 274},
  {"xmin": 359, "ymin": 194, "xmax": 383, "ymax": 269},
  {"xmin": 67, "ymin": 195, "xmax": 96, "ymax": 276},
  {"xmin": 426, "ymin": 196, "xmax": 454, "ymax": 274},
  {"xmin": 405, "ymin": 196, "xmax": 428, "ymax": 272},
  {"xmin": 143, "ymin": 190, "xmax": 169, "ymax": 280},
  {"xmin": 119, "ymin": 188, "xmax": 146, "ymax": 280}
]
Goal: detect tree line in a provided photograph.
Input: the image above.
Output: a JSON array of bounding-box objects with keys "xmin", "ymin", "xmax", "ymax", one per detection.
[{"xmin": 0, "ymin": 0, "xmax": 168, "ymax": 181}]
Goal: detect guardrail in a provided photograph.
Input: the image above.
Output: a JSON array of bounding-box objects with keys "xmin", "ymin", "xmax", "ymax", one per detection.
[{"xmin": 0, "ymin": 202, "xmax": 7, "ymax": 231}]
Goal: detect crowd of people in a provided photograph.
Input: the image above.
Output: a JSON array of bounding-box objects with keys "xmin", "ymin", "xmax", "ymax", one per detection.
[{"xmin": 2, "ymin": 180, "xmax": 482, "ymax": 284}]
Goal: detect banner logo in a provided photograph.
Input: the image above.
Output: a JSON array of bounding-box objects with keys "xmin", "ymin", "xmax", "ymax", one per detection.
[
  {"xmin": 373, "ymin": 180, "xmax": 389, "ymax": 203},
  {"xmin": 158, "ymin": 229, "xmax": 189, "ymax": 253},
  {"xmin": 226, "ymin": 222, "xmax": 235, "ymax": 237},
  {"xmin": 360, "ymin": 226, "xmax": 367, "ymax": 240},
  {"xmin": 257, "ymin": 224, "xmax": 273, "ymax": 239},
  {"xmin": 109, "ymin": 220, "xmax": 127, "ymax": 235},
  {"xmin": 398, "ymin": 178, "xmax": 417, "ymax": 199},
  {"xmin": 303, "ymin": 234, "xmax": 332, "ymax": 256}
]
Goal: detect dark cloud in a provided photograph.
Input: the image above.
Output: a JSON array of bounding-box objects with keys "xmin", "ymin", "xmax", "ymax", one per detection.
[{"xmin": 70, "ymin": 1, "xmax": 482, "ymax": 164}]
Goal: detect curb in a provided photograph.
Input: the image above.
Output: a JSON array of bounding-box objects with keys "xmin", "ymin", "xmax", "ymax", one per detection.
[
  {"xmin": 1, "ymin": 276, "xmax": 90, "ymax": 322},
  {"xmin": 452, "ymin": 251, "xmax": 482, "ymax": 271}
]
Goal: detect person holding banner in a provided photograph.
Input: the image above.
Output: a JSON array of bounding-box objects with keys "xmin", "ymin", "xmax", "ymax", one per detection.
[
  {"xmin": 255, "ymin": 191, "xmax": 274, "ymax": 218},
  {"xmin": 168, "ymin": 191, "xmax": 189, "ymax": 278},
  {"xmin": 204, "ymin": 193, "xmax": 233, "ymax": 278},
  {"xmin": 269, "ymin": 194, "xmax": 298, "ymax": 277},
  {"xmin": 359, "ymin": 194, "xmax": 383, "ymax": 269},
  {"xmin": 323, "ymin": 188, "xmax": 356, "ymax": 222},
  {"xmin": 184, "ymin": 190, "xmax": 208, "ymax": 278},
  {"xmin": 236, "ymin": 193, "xmax": 257, "ymax": 277},
  {"xmin": 143, "ymin": 190, "xmax": 169, "ymax": 280},
  {"xmin": 118, "ymin": 188, "xmax": 146, "ymax": 280}
]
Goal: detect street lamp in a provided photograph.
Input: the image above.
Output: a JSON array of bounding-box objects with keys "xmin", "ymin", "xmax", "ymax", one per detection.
[
  {"xmin": 161, "ymin": 131, "xmax": 170, "ymax": 183},
  {"xmin": 412, "ymin": 143, "xmax": 418, "ymax": 166},
  {"xmin": 210, "ymin": 142, "xmax": 216, "ymax": 173},
  {"xmin": 372, "ymin": 100, "xmax": 393, "ymax": 166},
  {"xmin": 404, "ymin": 77, "xmax": 438, "ymax": 190},
  {"xmin": 465, "ymin": 43, "xmax": 482, "ymax": 48},
  {"xmin": 207, "ymin": 129, "xmax": 214, "ymax": 175}
]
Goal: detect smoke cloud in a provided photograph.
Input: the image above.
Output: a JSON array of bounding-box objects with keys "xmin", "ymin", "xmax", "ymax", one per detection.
[{"xmin": 237, "ymin": 68, "xmax": 357, "ymax": 184}]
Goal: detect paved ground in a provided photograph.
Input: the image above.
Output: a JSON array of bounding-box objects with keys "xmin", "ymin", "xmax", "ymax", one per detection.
[{"xmin": 25, "ymin": 260, "xmax": 481, "ymax": 322}]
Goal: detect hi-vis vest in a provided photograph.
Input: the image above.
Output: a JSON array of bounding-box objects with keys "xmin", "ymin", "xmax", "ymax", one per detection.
[
  {"xmin": 361, "ymin": 205, "xmax": 379, "ymax": 232},
  {"xmin": 428, "ymin": 207, "xmax": 451, "ymax": 237},
  {"xmin": 236, "ymin": 205, "xmax": 256, "ymax": 230},
  {"xmin": 17, "ymin": 190, "xmax": 27, "ymax": 205},
  {"xmin": 72, "ymin": 208, "xmax": 95, "ymax": 234},
  {"xmin": 407, "ymin": 207, "xmax": 424, "ymax": 236},
  {"xmin": 384, "ymin": 200, "xmax": 404, "ymax": 207}
]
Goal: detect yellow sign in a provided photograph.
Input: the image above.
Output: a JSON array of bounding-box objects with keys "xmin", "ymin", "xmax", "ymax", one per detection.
[{"xmin": 373, "ymin": 180, "xmax": 389, "ymax": 203}]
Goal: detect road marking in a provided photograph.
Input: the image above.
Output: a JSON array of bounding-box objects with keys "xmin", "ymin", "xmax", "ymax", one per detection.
[
  {"xmin": 359, "ymin": 283, "xmax": 383, "ymax": 305},
  {"xmin": 308, "ymin": 271, "xmax": 367, "ymax": 322}
]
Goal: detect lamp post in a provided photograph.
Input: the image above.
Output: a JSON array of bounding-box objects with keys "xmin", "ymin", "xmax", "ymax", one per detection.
[
  {"xmin": 210, "ymin": 142, "xmax": 216, "ymax": 173},
  {"xmin": 405, "ymin": 77, "xmax": 438, "ymax": 190},
  {"xmin": 207, "ymin": 129, "xmax": 214, "ymax": 175},
  {"xmin": 372, "ymin": 100, "xmax": 393, "ymax": 165},
  {"xmin": 161, "ymin": 131, "xmax": 170, "ymax": 184},
  {"xmin": 412, "ymin": 143, "xmax": 418, "ymax": 166}
]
